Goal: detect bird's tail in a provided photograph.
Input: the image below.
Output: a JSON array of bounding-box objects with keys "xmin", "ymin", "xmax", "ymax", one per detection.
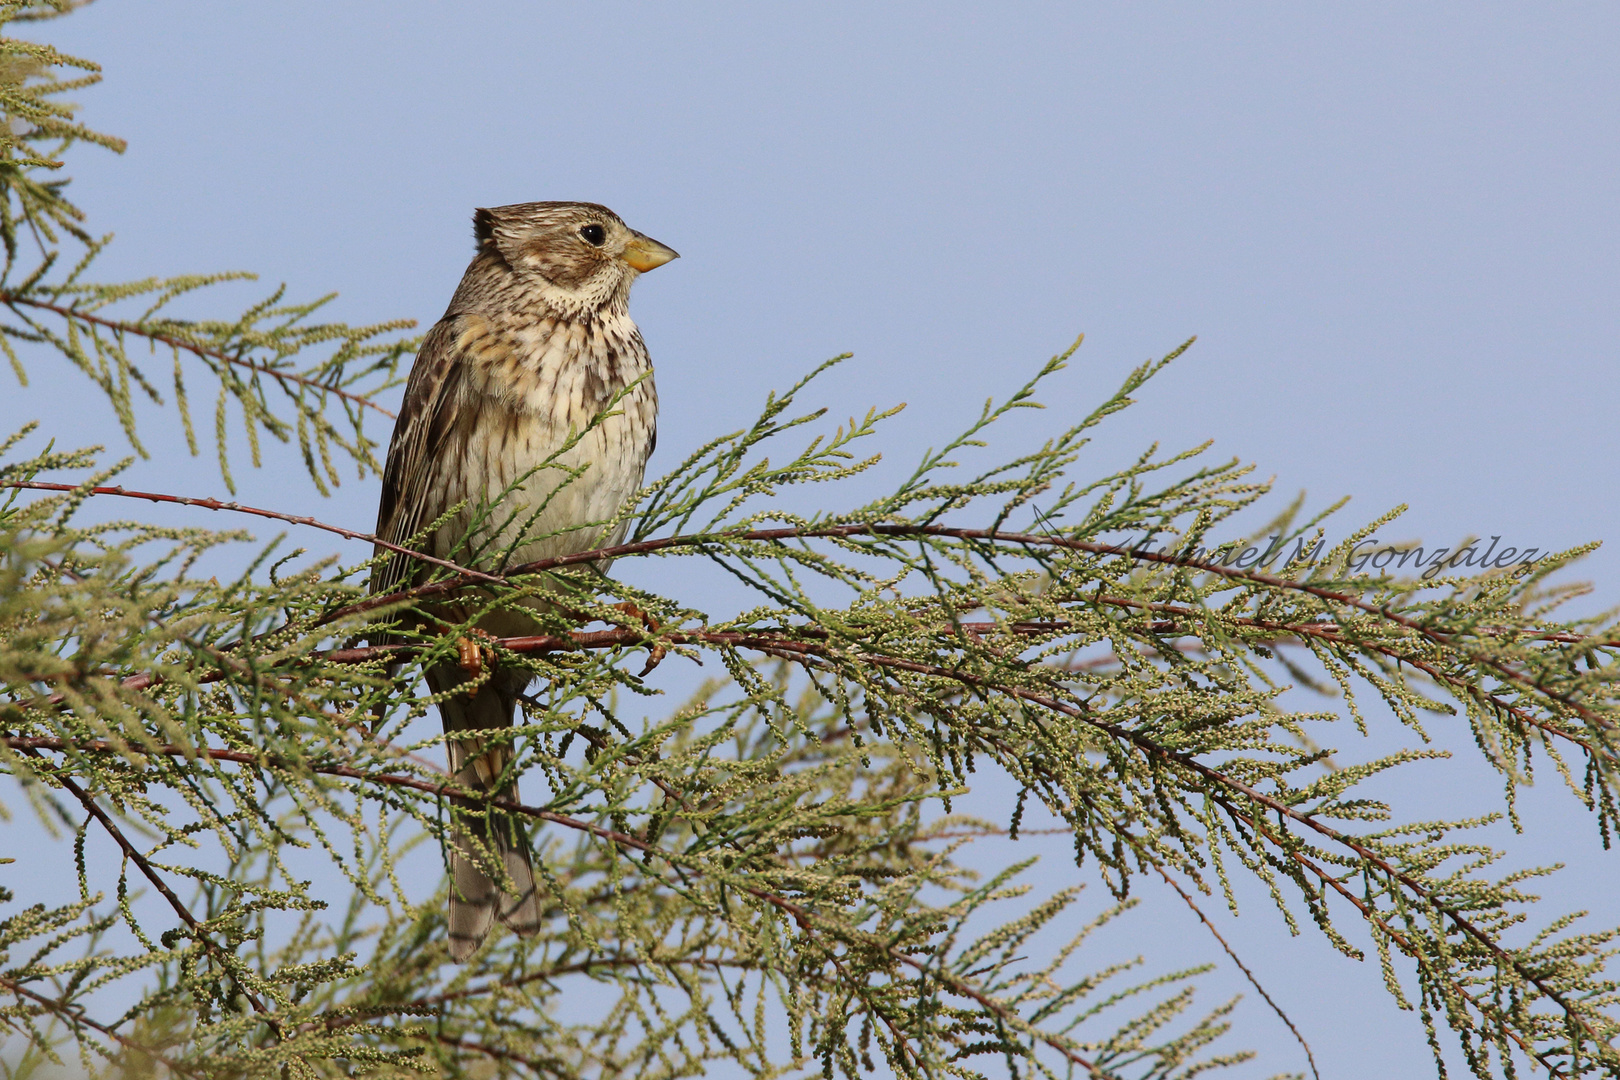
[{"xmin": 428, "ymin": 663, "xmax": 544, "ymax": 962}]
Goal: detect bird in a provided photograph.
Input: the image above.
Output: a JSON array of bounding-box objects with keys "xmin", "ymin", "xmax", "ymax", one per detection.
[{"xmin": 370, "ymin": 202, "xmax": 677, "ymax": 961}]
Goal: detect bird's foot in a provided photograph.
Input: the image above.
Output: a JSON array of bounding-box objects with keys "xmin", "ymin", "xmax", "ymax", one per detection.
[
  {"xmin": 456, "ymin": 629, "xmax": 498, "ymax": 679},
  {"xmin": 611, "ymin": 601, "xmax": 666, "ymax": 677}
]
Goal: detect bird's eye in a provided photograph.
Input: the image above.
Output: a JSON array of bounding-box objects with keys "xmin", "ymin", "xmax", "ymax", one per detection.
[{"xmin": 579, "ymin": 224, "xmax": 606, "ymax": 246}]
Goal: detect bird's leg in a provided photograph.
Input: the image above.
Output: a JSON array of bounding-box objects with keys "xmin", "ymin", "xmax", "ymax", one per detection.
[{"xmin": 610, "ymin": 601, "xmax": 666, "ymax": 677}]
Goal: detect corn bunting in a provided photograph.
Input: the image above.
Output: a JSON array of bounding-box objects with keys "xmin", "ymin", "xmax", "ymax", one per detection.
[{"xmin": 371, "ymin": 202, "xmax": 676, "ymax": 960}]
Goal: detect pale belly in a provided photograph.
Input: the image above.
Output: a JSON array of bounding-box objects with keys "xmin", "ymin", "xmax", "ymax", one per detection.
[{"xmin": 425, "ymin": 378, "xmax": 655, "ymax": 636}]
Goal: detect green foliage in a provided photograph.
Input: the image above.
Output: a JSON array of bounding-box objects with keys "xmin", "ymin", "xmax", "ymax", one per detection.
[
  {"xmin": 0, "ymin": 1, "xmax": 415, "ymax": 496},
  {"xmin": 3, "ymin": 5, "xmax": 1620, "ymax": 1080}
]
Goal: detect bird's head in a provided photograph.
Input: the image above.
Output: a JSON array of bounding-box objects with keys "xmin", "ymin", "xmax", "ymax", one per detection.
[{"xmin": 471, "ymin": 201, "xmax": 678, "ymax": 317}]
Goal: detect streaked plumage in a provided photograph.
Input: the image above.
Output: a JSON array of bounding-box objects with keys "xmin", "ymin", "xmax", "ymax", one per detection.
[{"xmin": 371, "ymin": 202, "xmax": 676, "ymax": 960}]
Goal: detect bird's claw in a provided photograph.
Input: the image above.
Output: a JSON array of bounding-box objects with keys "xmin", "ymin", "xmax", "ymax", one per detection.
[{"xmin": 612, "ymin": 601, "xmax": 666, "ymax": 677}]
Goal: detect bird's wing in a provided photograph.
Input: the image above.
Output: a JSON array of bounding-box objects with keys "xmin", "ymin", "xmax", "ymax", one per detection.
[{"xmin": 371, "ymin": 315, "xmax": 474, "ymax": 599}]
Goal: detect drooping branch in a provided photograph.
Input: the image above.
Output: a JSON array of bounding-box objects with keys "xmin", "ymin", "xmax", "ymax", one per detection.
[
  {"xmin": 0, "ymin": 292, "xmax": 398, "ymax": 420},
  {"xmin": 934, "ymin": 680, "xmax": 1615, "ymax": 1065},
  {"xmin": 14, "ymin": 746, "xmax": 281, "ymax": 1033},
  {"xmin": 8, "ymin": 732, "xmax": 1120, "ymax": 1080}
]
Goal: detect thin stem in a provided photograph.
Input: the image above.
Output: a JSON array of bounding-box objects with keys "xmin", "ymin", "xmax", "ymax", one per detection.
[
  {"xmin": 16, "ymin": 746, "xmax": 280, "ymax": 1032},
  {"xmin": 0, "ymin": 974, "xmax": 205, "ymax": 1079},
  {"xmin": 1149, "ymin": 864, "xmax": 1319, "ymax": 1080},
  {"xmin": 3, "ymin": 479, "xmax": 500, "ymax": 583},
  {"xmin": 2, "ymin": 293, "xmax": 398, "ymax": 419}
]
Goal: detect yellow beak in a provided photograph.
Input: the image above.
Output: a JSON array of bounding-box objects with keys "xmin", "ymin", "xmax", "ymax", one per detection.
[{"xmin": 621, "ymin": 232, "xmax": 679, "ymax": 272}]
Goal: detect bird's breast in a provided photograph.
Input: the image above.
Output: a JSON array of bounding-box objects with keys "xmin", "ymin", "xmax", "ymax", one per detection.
[{"xmin": 429, "ymin": 310, "xmax": 657, "ymax": 577}]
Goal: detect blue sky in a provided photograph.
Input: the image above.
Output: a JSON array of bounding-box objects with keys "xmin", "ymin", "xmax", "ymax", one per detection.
[{"xmin": 12, "ymin": 3, "xmax": 1620, "ymax": 1076}]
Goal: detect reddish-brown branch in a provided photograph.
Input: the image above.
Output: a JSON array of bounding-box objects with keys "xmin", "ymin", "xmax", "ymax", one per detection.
[
  {"xmin": 34, "ymin": 599, "xmax": 1616, "ymax": 783},
  {"xmin": 331, "ymin": 523, "xmax": 1620, "ymax": 675},
  {"xmin": 431, "ymin": 1034, "xmax": 557, "ymax": 1073},
  {"xmin": 1, "ymin": 293, "xmax": 399, "ymax": 420},
  {"xmin": 2, "ymin": 480, "xmax": 500, "ymax": 583},
  {"xmin": 13, "ymin": 478, "xmax": 1610, "ymax": 740},
  {"xmin": 0, "ymin": 974, "xmax": 205, "ymax": 1078},
  {"xmin": 35, "ymin": 558, "xmax": 1614, "ymax": 796},
  {"xmin": 21, "ymin": 484, "xmax": 1605, "ymax": 747}
]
